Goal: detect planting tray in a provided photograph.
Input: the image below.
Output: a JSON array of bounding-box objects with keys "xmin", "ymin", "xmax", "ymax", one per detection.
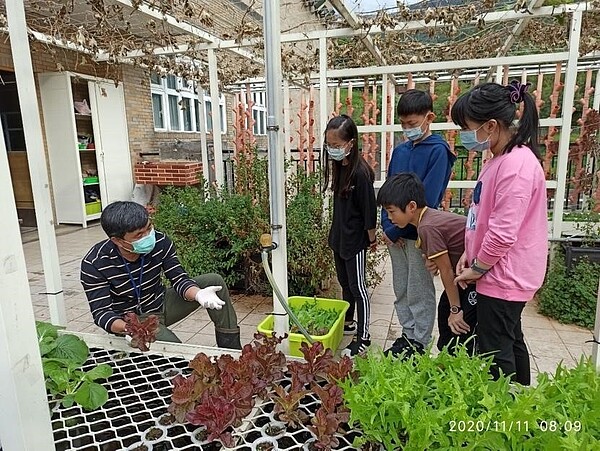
[
  {"xmin": 49, "ymin": 345, "xmax": 363, "ymax": 450},
  {"xmin": 256, "ymin": 296, "xmax": 349, "ymax": 358}
]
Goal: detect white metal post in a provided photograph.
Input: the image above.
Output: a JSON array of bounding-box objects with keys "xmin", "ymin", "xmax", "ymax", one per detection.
[
  {"xmin": 197, "ymin": 86, "xmax": 210, "ymax": 183},
  {"xmin": 319, "ymin": 37, "xmax": 328, "ymax": 146},
  {"xmin": 263, "ymin": 0, "xmax": 290, "ymax": 351},
  {"xmin": 593, "ymin": 72, "xmax": 600, "ymax": 370},
  {"xmin": 594, "ymin": 69, "xmax": 600, "ymax": 110},
  {"xmin": 208, "ymin": 49, "xmax": 224, "ymax": 186},
  {"xmin": 380, "ymin": 75, "xmax": 389, "ymax": 182},
  {"xmin": 6, "ymin": 0, "xmax": 67, "ymax": 326},
  {"xmin": 0, "ymin": 107, "xmax": 55, "ymax": 451},
  {"xmin": 552, "ymin": 11, "xmax": 583, "ymax": 239},
  {"xmin": 283, "ymin": 80, "xmax": 292, "ymax": 161}
]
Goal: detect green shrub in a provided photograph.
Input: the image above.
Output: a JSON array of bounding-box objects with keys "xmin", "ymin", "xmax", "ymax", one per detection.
[
  {"xmin": 537, "ymin": 247, "xmax": 599, "ymax": 329},
  {"xmin": 154, "ymin": 153, "xmax": 337, "ymax": 295},
  {"xmin": 286, "ymin": 169, "xmax": 335, "ymax": 295},
  {"xmin": 154, "ymin": 184, "xmax": 269, "ymax": 292}
]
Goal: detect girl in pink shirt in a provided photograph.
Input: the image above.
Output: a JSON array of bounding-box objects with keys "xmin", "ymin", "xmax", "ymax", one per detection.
[{"xmin": 451, "ymin": 81, "xmax": 548, "ymax": 385}]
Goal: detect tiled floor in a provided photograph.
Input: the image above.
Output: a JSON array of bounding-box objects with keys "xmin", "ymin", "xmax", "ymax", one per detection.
[{"xmin": 24, "ymin": 223, "xmax": 595, "ymax": 377}]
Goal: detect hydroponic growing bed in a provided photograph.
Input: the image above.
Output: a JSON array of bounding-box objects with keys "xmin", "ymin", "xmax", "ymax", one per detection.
[{"xmin": 49, "ymin": 346, "xmax": 363, "ymax": 451}]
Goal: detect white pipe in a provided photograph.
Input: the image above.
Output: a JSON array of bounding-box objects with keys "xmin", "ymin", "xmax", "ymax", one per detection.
[
  {"xmin": 552, "ymin": 11, "xmax": 583, "ymax": 239},
  {"xmin": 593, "ymin": 73, "xmax": 600, "ymax": 370},
  {"xmin": 208, "ymin": 49, "xmax": 224, "ymax": 186},
  {"xmin": 380, "ymin": 74, "xmax": 389, "ymax": 182},
  {"xmin": 263, "ymin": 0, "xmax": 290, "ymax": 352},
  {"xmin": 6, "ymin": 0, "xmax": 67, "ymax": 326},
  {"xmin": 0, "ymin": 71, "xmax": 55, "ymax": 451}
]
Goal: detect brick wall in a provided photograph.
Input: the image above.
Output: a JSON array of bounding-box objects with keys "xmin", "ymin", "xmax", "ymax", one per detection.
[{"xmin": 134, "ymin": 161, "xmax": 202, "ymax": 186}]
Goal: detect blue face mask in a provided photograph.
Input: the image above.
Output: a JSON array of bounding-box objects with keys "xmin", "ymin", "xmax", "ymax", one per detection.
[
  {"xmin": 326, "ymin": 142, "xmax": 350, "ymax": 161},
  {"xmin": 403, "ymin": 118, "xmax": 427, "ymax": 142},
  {"xmin": 128, "ymin": 228, "xmax": 156, "ymax": 254},
  {"xmin": 460, "ymin": 123, "xmax": 490, "ymax": 152}
]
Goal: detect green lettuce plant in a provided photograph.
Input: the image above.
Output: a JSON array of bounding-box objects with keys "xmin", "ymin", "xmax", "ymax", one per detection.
[
  {"xmin": 340, "ymin": 345, "xmax": 600, "ymax": 450},
  {"xmin": 37, "ymin": 321, "xmax": 113, "ymax": 411}
]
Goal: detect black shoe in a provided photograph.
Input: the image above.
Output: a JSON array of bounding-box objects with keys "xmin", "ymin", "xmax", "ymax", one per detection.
[
  {"xmin": 384, "ymin": 334, "xmax": 424, "ymax": 358},
  {"xmin": 343, "ymin": 321, "xmax": 357, "ymax": 335},
  {"xmin": 341, "ymin": 337, "xmax": 371, "ymax": 357}
]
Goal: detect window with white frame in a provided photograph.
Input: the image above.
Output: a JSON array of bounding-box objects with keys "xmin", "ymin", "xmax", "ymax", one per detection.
[
  {"xmin": 150, "ymin": 74, "xmax": 226, "ymax": 134},
  {"xmin": 250, "ymin": 91, "xmax": 267, "ymax": 136}
]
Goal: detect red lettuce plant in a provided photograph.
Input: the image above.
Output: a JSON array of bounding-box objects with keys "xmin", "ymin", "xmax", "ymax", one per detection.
[
  {"xmin": 271, "ymin": 384, "xmax": 310, "ymax": 428},
  {"xmin": 186, "ymin": 392, "xmax": 237, "ymax": 447},
  {"xmin": 167, "ymin": 333, "xmax": 354, "ymax": 449},
  {"xmin": 123, "ymin": 313, "xmax": 159, "ymax": 352},
  {"xmin": 308, "ymin": 382, "xmax": 351, "ymax": 449},
  {"xmin": 287, "ymin": 341, "xmax": 335, "ymax": 390},
  {"xmin": 168, "ymin": 373, "xmax": 198, "ymax": 423}
]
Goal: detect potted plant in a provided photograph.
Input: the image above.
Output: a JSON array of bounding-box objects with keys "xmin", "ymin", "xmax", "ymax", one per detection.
[{"xmin": 257, "ymin": 297, "xmax": 349, "ymax": 357}]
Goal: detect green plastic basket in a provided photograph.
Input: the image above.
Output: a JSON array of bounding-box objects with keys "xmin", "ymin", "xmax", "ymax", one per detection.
[
  {"xmin": 85, "ymin": 201, "xmax": 102, "ymax": 215},
  {"xmin": 257, "ymin": 296, "xmax": 349, "ymax": 357}
]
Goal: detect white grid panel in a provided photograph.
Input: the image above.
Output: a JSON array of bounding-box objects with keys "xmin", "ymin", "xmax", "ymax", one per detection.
[{"xmin": 49, "ymin": 347, "xmax": 363, "ymax": 450}]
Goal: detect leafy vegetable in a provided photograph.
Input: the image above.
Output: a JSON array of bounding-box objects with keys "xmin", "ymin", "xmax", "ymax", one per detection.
[
  {"xmin": 289, "ymin": 299, "xmax": 339, "ymax": 335},
  {"xmin": 186, "ymin": 392, "xmax": 237, "ymax": 447},
  {"xmin": 340, "ymin": 344, "xmax": 600, "ymax": 450},
  {"xmin": 123, "ymin": 313, "xmax": 160, "ymax": 352},
  {"xmin": 36, "ymin": 321, "xmax": 113, "ymax": 411},
  {"xmin": 271, "ymin": 384, "xmax": 309, "ymax": 428},
  {"xmin": 168, "ymin": 333, "xmax": 354, "ymax": 448}
]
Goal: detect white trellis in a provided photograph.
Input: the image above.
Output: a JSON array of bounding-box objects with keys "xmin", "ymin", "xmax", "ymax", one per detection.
[{"xmin": 2, "ymin": 2, "xmax": 600, "ymax": 449}]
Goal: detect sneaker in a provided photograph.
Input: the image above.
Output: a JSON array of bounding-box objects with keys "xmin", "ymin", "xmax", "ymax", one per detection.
[
  {"xmin": 341, "ymin": 337, "xmax": 371, "ymax": 357},
  {"xmin": 343, "ymin": 321, "xmax": 357, "ymax": 335},
  {"xmin": 384, "ymin": 334, "xmax": 424, "ymax": 359}
]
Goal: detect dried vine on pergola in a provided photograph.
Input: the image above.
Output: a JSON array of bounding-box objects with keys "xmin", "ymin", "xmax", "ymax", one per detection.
[{"xmin": 1, "ymin": 0, "xmax": 600, "ymax": 87}]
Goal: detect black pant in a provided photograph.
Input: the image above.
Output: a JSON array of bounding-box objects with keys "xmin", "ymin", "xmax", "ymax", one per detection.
[
  {"xmin": 333, "ymin": 249, "xmax": 370, "ymax": 341},
  {"xmin": 437, "ymin": 284, "xmax": 478, "ymax": 355},
  {"xmin": 476, "ymin": 293, "xmax": 530, "ymax": 385}
]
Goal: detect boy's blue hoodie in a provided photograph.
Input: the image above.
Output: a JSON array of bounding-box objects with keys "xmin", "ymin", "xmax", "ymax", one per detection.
[{"xmin": 381, "ymin": 133, "xmax": 456, "ymax": 242}]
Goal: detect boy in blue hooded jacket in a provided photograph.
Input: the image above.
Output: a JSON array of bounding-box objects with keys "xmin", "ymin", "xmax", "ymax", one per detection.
[{"xmin": 382, "ymin": 89, "xmax": 456, "ymax": 357}]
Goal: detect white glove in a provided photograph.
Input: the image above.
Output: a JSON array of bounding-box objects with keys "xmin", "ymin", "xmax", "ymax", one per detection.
[
  {"xmin": 124, "ymin": 334, "xmax": 133, "ymax": 345},
  {"xmin": 195, "ymin": 285, "xmax": 225, "ymax": 310}
]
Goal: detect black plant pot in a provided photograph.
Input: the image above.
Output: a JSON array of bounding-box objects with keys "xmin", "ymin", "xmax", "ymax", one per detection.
[{"xmin": 562, "ymin": 241, "xmax": 600, "ymax": 271}]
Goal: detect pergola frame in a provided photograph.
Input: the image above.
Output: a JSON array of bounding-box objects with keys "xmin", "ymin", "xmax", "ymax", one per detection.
[{"xmin": 2, "ymin": 1, "xmax": 600, "ymax": 449}]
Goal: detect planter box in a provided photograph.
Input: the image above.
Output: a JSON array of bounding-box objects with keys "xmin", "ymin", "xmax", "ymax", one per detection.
[
  {"xmin": 562, "ymin": 241, "xmax": 600, "ymax": 271},
  {"xmin": 257, "ymin": 296, "xmax": 349, "ymax": 357}
]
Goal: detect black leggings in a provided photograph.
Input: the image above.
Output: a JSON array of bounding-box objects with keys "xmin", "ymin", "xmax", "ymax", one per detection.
[{"xmin": 333, "ymin": 249, "xmax": 370, "ymax": 341}]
